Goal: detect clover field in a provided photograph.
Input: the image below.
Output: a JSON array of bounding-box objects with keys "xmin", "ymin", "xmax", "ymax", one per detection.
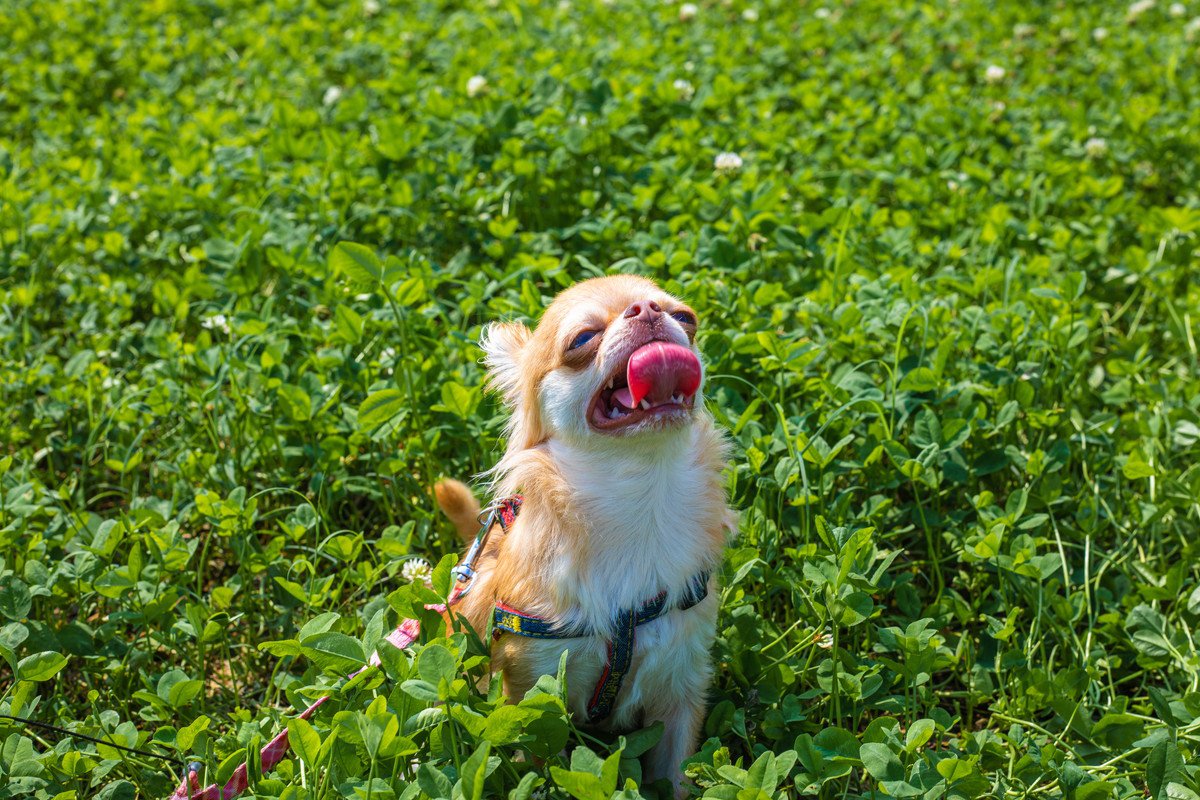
[{"xmin": 2, "ymin": 0, "xmax": 1200, "ymax": 798}]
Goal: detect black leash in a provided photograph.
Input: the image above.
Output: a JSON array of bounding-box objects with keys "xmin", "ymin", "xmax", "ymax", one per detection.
[{"xmin": 0, "ymin": 713, "xmax": 182, "ymax": 766}]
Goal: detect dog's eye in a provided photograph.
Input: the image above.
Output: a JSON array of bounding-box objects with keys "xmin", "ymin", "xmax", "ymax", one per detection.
[
  {"xmin": 569, "ymin": 330, "xmax": 600, "ymax": 350},
  {"xmin": 670, "ymin": 311, "xmax": 697, "ymax": 327}
]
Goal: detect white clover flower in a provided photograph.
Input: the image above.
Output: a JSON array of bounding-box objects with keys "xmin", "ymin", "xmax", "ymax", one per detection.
[
  {"xmin": 401, "ymin": 558, "xmax": 433, "ymax": 586},
  {"xmin": 466, "ymin": 75, "xmax": 489, "ymax": 98},
  {"xmin": 816, "ymin": 630, "xmax": 834, "ymax": 649},
  {"xmin": 1187, "ymin": 16, "xmax": 1200, "ymax": 38},
  {"xmin": 714, "ymin": 151, "xmax": 743, "ymax": 172},
  {"xmin": 993, "ymin": 100, "xmax": 1007, "ymax": 112},
  {"xmin": 363, "ymin": 0, "xmax": 382, "ymax": 16},
  {"xmin": 1012, "ymin": 22, "xmax": 1035, "ymax": 38},
  {"xmin": 984, "ymin": 64, "xmax": 1007, "ymax": 83},
  {"xmin": 814, "ymin": 7, "xmax": 831, "ymax": 18},
  {"xmin": 1169, "ymin": 1, "xmax": 1186, "ymax": 15},
  {"xmin": 322, "ymin": 86, "xmax": 343, "ymax": 106},
  {"xmin": 1127, "ymin": 0, "xmax": 1155, "ymax": 21},
  {"xmin": 742, "ymin": 7, "xmax": 759, "ymax": 21},
  {"xmin": 673, "ymin": 78, "xmax": 696, "ymax": 100},
  {"xmin": 1092, "ymin": 26, "xmax": 1109, "ymax": 41},
  {"xmin": 679, "ymin": 2, "xmax": 698, "ymax": 20},
  {"xmin": 1085, "ymin": 137, "xmax": 1109, "ymax": 157},
  {"xmin": 108, "ymin": 190, "xmax": 120, "ymax": 206},
  {"xmin": 202, "ymin": 314, "xmax": 231, "ymax": 334}
]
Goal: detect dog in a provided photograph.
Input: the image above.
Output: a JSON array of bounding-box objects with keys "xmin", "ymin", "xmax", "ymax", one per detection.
[{"xmin": 435, "ymin": 275, "xmax": 734, "ymax": 796}]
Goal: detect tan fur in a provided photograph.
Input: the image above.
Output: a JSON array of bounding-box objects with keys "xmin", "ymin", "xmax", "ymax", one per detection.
[
  {"xmin": 433, "ymin": 479, "xmax": 482, "ymax": 542},
  {"xmin": 437, "ymin": 276, "xmax": 732, "ymax": 798}
]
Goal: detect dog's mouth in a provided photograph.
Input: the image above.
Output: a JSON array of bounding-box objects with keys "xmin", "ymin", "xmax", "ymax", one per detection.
[{"xmin": 589, "ymin": 341, "xmax": 702, "ymax": 432}]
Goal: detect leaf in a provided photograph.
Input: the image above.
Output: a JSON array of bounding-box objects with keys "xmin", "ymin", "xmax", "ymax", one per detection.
[
  {"xmin": 813, "ymin": 727, "xmax": 859, "ymax": 759},
  {"xmin": 437, "ymin": 381, "xmax": 478, "ymax": 419},
  {"xmin": 459, "ymin": 741, "xmax": 491, "ymax": 800},
  {"xmin": 1148, "ymin": 686, "xmax": 1178, "ymax": 728},
  {"xmin": 287, "ymin": 718, "xmax": 321, "ymax": 767},
  {"xmin": 358, "ymin": 389, "xmax": 407, "ymax": 431},
  {"xmin": 1147, "ymin": 739, "xmax": 1184, "ymax": 800},
  {"xmin": 745, "ymin": 751, "xmax": 779, "ymax": 791},
  {"xmin": 618, "ymin": 721, "xmax": 663, "ymax": 758},
  {"xmin": 905, "ymin": 718, "xmax": 935, "ymax": 752},
  {"xmin": 482, "ymin": 705, "xmax": 532, "ymax": 745},
  {"xmin": 1123, "ymin": 450, "xmax": 1156, "ymax": 480},
  {"xmin": 899, "ymin": 367, "xmax": 937, "ymax": 392},
  {"xmin": 330, "ymin": 242, "xmax": 385, "ymax": 285},
  {"xmin": 17, "ymin": 651, "xmax": 68, "ymax": 682},
  {"xmin": 1165, "ymin": 783, "xmax": 1200, "ymax": 800},
  {"xmin": 299, "ymin": 611, "xmax": 341, "ymax": 639},
  {"xmin": 401, "ymin": 679, "xmax": 441, "ymax": 702},
  {"xmin": 417, "ymin": 762, "xmax": 454, "ymax": 799},
  {"xmin": 417, "ymin": 643, "xmax": 456, "ymax": 685},
  {"xmin": 334, "ymin": 304, "xmax": 365, "ymax": 343},
  {"xmin": 549, "ymin": 768, "xmax": 607, "ymax": 800},
  {"xmin": 277, "ymin": 384, "xmax": 312, "ymax": 421},
  {"xmin": 859, "ymin": 743, "xmax": 903, "ymax": 782},
  {"xmin": 1090, "ymin": 711, "xmax": 1143, "ymax": 749},
  {"xmin": 301, "ymin": 631, "xmax": 367, "ymax": 673},
  {"xmin": 157, "ymin": 669, "xmax": 203, "ymax": 708},
  {"xmin": 508, "ymin": 772, "xmax": 541, "ymax": 800},
  {"xmin": 0, "ymin": 579, "xmax": 32, "ymax": 620},
  {"xmin": 1076, "ymin": 782, "xmax": 1115, "ymax": 800}
]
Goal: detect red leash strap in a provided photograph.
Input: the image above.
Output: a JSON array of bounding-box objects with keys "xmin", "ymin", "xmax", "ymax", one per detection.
[
  {"xmin": 168, "ymin": 619, "xmax": 423, "ymax": 800},
  {"xmin": 169, "ymin": 495, "xmax": 523, "ymax": 800}
]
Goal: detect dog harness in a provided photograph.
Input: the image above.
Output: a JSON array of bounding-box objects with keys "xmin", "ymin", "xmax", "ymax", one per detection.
[
  {"xmin": 167, "ymin": 493, "xmax": 707, "ymax": 800},
  {"xmin": 478, "ymin": 496, "xmax": 712, "ymax": 722}
]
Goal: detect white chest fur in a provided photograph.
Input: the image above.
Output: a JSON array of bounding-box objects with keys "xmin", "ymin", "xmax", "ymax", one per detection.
[
  {"xmin": 545, "ymin": 430, "xmax": 719, "ymax": 633},
  {"xmin": 522, "ymin": 429, "xmax": 722, "ymax": 727}
]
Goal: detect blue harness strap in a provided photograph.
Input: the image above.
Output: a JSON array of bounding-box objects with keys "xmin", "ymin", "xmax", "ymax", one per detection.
[{"xmin": 493, "ymin": 570, "xmax": 711, "ymax": 722}]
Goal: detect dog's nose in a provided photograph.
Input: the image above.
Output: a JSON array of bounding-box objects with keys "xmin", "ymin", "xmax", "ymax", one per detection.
[{"xmin": 623, "ymin": 299, "xmax": 662, "ymax": 322}]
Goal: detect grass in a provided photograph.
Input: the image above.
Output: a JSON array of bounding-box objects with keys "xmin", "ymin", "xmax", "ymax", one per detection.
[{"xmin": 1, "ymin": 0, "xmax": 1200, "ymax": 797}]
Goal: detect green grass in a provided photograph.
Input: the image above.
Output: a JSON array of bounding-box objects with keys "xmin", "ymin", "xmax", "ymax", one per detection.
[{"xmin": 2, "ymin": 0, "xmax": 1200, "ymax": 797}]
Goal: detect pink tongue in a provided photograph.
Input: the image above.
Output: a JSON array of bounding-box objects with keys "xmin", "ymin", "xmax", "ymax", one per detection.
[{"xmin": 612, "ymin": 342, "xmax": 702, "ymax": 408}]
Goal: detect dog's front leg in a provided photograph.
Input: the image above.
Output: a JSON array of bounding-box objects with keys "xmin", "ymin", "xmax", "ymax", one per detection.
[{"xmin": 642, "ymin": 692, "xmax": 705, "ymax": 799}]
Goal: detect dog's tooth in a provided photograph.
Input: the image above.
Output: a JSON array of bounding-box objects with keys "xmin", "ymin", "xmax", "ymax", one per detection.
[
  {"xmin": 606, "ymin": 378, "xmax": 613, "ymax": 390},
  {"xmin": 640, "ymin": 399, "xmax": 650, "ymax": 410}
]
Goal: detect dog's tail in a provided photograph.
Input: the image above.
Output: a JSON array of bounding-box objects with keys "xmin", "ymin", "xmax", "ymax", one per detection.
[{"xmin": 434, "ymin": 478, "xmax": 481, "ymax": 542}]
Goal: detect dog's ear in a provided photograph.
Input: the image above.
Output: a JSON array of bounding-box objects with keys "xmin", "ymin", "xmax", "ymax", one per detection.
[{"xmin": 480, "ymin": 321, "xmax": 531, "ymax": 404}]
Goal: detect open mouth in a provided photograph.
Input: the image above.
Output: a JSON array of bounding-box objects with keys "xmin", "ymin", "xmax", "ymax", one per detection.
[{"xmin": 589, "ymin": 341, "xmax": 702, "ymax": 431}]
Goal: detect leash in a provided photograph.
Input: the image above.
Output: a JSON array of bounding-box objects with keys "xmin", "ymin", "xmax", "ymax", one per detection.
[
  {"xmin": 165, "ymin": 497, "xmax": 521, "ymax": 800},
  {"xmin": 161, "ymin": 491, "xmax": 706, "ymax": 797}
]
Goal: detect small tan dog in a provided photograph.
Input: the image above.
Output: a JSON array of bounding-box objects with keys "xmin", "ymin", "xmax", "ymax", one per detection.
[{"xmin": 436, "ymin": 275, "xmax": 734, "ymax": 796}]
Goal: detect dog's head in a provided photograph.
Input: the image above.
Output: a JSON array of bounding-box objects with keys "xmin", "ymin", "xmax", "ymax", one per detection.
[{"xmin": 483, "ymin": 275, "xmax": 704, "ymax": 451}]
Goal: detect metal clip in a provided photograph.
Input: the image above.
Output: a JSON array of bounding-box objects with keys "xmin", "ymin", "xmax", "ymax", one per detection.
[{"xmin": 450, "ymin": 505, "xmax": 501, "ymax": 598}]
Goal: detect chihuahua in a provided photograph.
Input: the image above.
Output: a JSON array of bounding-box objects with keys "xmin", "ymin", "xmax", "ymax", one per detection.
[{"xmin": 435, "ymin": 275, "xmax": 734, "ymax": 796}]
